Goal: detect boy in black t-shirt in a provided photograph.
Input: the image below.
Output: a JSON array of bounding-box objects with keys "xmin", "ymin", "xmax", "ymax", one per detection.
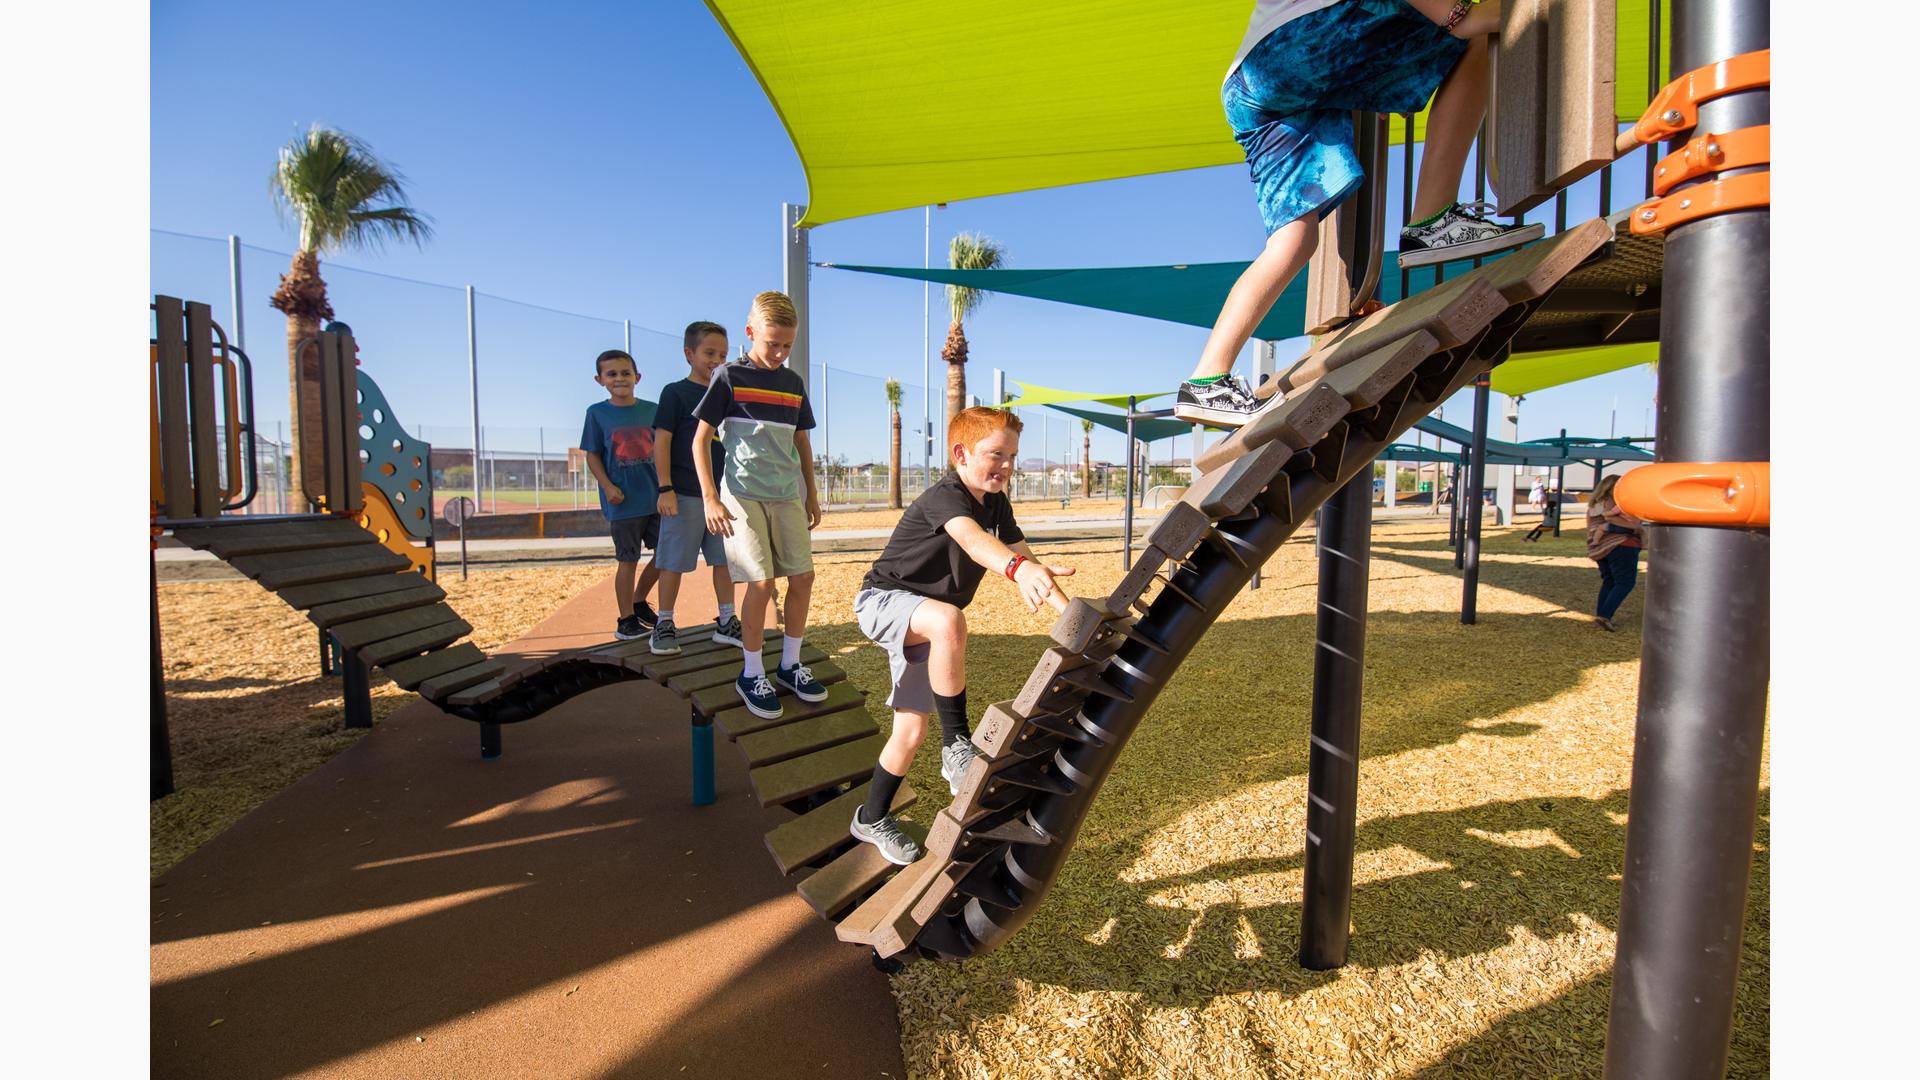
[
  {"xmin": 848, "ymin": 406, "xmax": 1075, "ymax": 865},
  {"xmin": 647, "ymin": 321, "xmax": 742, "ymax": 655}
]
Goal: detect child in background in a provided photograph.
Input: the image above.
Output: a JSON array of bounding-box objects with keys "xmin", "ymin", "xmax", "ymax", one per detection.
[
  {"xmin": 847, "ymin": 406, "xmax": 1074, "ymax": 865},
  {"xmin": 580, "ymin": 349, "xmax": 663, "ymax": 639},
  {"xmin": 691, "ymin": 292, "xmax": 825, "ymax": 720},
  {"xmin": 1172, "ymin": 0, "xmax": 1541, "ymax": 427},
  {"xmin": 647, "ymin": 322, "xmax": 743, "ymax": 655}
]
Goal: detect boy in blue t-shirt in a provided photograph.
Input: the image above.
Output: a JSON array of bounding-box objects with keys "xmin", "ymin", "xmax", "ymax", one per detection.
[{"xmin": 580, "ymin": 348, "xmax": 663, "ymax": 640}]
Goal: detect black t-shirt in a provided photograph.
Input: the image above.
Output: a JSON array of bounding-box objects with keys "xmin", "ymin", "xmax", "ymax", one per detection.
[
  {"xmin": 652, "ymin": 377, "xmax": 727, "ymax": 497},
  {"xmin": 862, "ymin": 470, "xmax": 1026, "ymax": 607}
]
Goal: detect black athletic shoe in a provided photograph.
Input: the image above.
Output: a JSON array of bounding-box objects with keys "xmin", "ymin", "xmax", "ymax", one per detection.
[
  {"xmin": 614, "ymin": 614, "xmax": 645, "ymax": 641},
  {"xmin": 1398, "ymin": 201, "xmax": 1546, "ymax": 269},
  {"xmin": 632, "ymin": 599, "xmax": 658, "ymax": 632},
  {"xmin": 1172, "ymin": 373, "xmax": 1285, "ymax": 428}
]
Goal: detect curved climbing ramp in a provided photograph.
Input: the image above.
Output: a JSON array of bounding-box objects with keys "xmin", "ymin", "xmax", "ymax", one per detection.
[{"xmin": 829, "ymin": 217, "xmax": 1623, "ymax": 961}]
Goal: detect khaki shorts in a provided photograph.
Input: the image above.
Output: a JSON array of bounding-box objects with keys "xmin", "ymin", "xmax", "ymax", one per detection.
[{"xmin": 721, "ymin": 490, "xmax": 812, "ymax": 582}]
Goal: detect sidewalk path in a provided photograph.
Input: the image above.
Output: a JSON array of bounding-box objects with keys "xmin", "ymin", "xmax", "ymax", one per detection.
[{"xmin": 151, "ymin": 570, "xmax": 904, "ymax": 1079}]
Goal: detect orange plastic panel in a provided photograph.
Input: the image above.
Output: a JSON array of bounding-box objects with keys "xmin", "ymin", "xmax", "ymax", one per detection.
[
  {"xmin": 1615, "ymin": 462, "xmax": 1769, "ymax": 527},
  {"xmin": 357, "ymin": 482, "xmax": 436, "ymax": 577},
  {"xmin": 1652, "ymin": 125, "xmax": 1769, "ymax": 196},
  {"xmin": 1626, "ymin": 48, "xmax": 1770, "ymax": 149},
  {"xmin": 1629, "ymin": 171, "xmax": 1769, "ymax": 235}
]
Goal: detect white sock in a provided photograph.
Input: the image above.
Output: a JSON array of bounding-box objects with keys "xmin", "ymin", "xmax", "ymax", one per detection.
[
  {"xmin": 718, "ymin": 603, "xmax": 735, "ymax": 619},
  {"xmin": 658, "ymin": 609, "xmax": 673, "ymax": 621},
  {"xmin": 742, "ymin": 648, "xmax": 766, "ymax": 678},
  {"xmin": 781, "ymin": 634, "xmax": 803, "ymax": 669}
]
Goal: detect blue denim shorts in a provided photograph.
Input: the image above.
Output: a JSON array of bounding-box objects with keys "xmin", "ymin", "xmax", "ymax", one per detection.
[{"xmin": 1224, "ymin": 0, "xmax": 1468, "ymax": 234}]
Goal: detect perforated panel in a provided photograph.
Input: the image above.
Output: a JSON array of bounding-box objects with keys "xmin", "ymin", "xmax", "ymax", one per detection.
[{"xmin": 356, "ymin": 371, "xmax": 434, "ymax": 540}]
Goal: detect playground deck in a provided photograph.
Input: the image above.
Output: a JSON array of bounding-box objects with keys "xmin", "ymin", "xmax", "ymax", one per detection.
[{"xmin": 149, "ymin": 572, "xmax": 905, "ymax": 1080}]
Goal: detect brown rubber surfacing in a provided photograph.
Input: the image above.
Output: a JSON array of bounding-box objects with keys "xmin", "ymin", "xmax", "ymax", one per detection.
[{"xmin": 150, "ymin": 572, "xmax": 903, "ymax": 1079}]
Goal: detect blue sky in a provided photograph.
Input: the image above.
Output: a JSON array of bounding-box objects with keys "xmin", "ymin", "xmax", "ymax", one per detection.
[{"xmin": 151, "ymin": 0, "xmax": 1658, "ymax": 470}]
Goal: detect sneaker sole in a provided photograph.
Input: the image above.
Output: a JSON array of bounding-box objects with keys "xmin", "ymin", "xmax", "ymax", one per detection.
[
  {"xmin": 1172, "ymin": 401, "xmax": 1257, "ymax": 427},
  {"xmin": 1396, "ymin": 223, "xmax": 1546, "ymax": 268},
  {"xmin": 649, "ymin": 638, "xmax": 682, "ymax": 655},
  {"xmin": 849, "ymin": 820, "xmax": 921, "ymax": 867},
  {"xmin": 735, "ymin": 684, "xmax": 784, "ymax": 720},
  {"xmin": 614, "ymin": 629, "xmax": 646, "ymax": 641},
  {"xmin": 711, "ymin": 632, "xmax": 743, "ymax": 646}
]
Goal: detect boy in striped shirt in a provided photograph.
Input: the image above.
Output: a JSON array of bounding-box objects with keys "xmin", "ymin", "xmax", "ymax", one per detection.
[{"xmin": 690, "ymin": 291, "xmax": 824, "ymax": 719}]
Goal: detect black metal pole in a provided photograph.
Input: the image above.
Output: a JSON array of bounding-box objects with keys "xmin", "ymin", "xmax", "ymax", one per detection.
[
  {"xmin": 1554, "ymin": 428, "xmax": 1568, "ymax": 536},
  {"xmin": 1300, "ymin": 467, "xmax": 1371, "ymax": 969},
  {"xmin": 152, "ymin": 548, "xmax": 175, "ymax": 800},
  {"xmin": 1460, "ymin": 371, "xmax": 1493, "ymax": 624},
  {"xmin": 480, "ymin": 723, "xmax": 502, "ymax": 760},
  {"xmin": 1448, "ymin": 459, "xmax": 1464, "ymax": 555},
  {"xmin": 342, "ymin": 649, "xmax": 373, "ymax": 729},
  {"xmin": 1604, "ymin": 2, "xmax": 1770, "ymax": 1076},
  {"xmin": 1122, "ymin": 397, "xmax": 1136, "ymax": 569}
]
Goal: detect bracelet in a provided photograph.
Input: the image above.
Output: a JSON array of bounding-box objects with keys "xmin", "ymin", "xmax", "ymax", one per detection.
[
  {"xmin": 1005, "ymin": 554, "xmax": 1026, "ymax": 581},
  {"xmin": 1442, "ymin": 0, "xmax": 1471, "ymax": 33}
]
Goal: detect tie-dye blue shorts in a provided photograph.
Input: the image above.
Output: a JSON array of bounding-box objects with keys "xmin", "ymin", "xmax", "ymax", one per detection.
[{"xmin": 1224, "ymin": 0, "xmax": 1468, "ymax": 235}]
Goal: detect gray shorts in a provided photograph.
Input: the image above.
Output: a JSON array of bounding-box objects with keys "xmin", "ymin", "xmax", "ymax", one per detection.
[
  {"xmin": 609, "ymin": 514, "xmax": 659, "ymax": 563},
  {"xmin": 854, "ymin": 586, "xmax": 933, "ymax": 714},
  {"xmin": 655, "ymin": 506, "xmax": 727, "ymax": 574}
]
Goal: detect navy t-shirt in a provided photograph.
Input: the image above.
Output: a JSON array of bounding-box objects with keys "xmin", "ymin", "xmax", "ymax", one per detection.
[
  {"xmin": 653, "ymin": 377, "xmax": 727, "ymax": 497},
  {"xmin": 580, "ymin": 399, "xmax": 659, "ymax": 520}
]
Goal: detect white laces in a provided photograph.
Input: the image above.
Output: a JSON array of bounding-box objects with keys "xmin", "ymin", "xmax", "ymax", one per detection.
[
  {"xmin": 1450, "ymin": 200, "xmax": 1501, "ymax": 222},
  {"xmin": 748, "ymin": 674, "xmax": 776, "ymax": 696},
  {"xmin": 785, "ymin": 663, "xmax": 815, "ymax": 685}
]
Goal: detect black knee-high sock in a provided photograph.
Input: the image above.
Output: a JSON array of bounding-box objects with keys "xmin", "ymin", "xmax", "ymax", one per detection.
[
  {"xmin": 935, "ymin": 689, "xmax": 969, "ymax": 745},
  {"xmin": 860, "ymin": 764, "xmax": 904, "ymax": 825}
]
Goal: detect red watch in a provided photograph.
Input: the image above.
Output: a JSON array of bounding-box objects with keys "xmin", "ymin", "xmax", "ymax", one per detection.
[{"xmin": 1005, "ymin": 554, "xmax": 1026, "ymax": 580}]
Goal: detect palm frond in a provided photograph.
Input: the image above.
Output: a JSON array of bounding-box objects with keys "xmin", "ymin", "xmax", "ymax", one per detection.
[
  {"xmin": 884, "ymin": 378, "xmax": 902, "ymax": 410},
  {"xmin": 945, "ymin": 232, "xmax": 1005, "ymax": 323},
  {"xmin": 270, "ymin": 125, "xmax": 433, "ymax": 254}
]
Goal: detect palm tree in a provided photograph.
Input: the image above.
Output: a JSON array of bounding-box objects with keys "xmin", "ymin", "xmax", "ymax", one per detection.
[
  {"xmin": 884, "ymin": 378, "xmax": 904, "ymax": 509},
  {"xmin": 942, "ymin": 232, "xmax": 1006, "ymax": 425},
  {"xmin": 1081, "ymin": 418, "xmax": 1095, "ymax": 498},
  {"xmin": 268, "ymin": 125, "xmax": 432, "ymax": 499}
]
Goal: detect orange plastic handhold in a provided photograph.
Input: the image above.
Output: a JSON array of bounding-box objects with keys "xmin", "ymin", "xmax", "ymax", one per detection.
[
  {"xmin": 1626, "ymin": 49, "xmax": 1770, "ymax": 150},
  {"xmin": 1652, "ymin": 125, "xmax": 1770, "ymax": 197},
  {"xmin": 1629, "ymin": 171, "xmax": 1770, "ymax": 235},
  {"xmin": 1615, "ymin": 462, "xmax": 1769, "ymax": 527}
]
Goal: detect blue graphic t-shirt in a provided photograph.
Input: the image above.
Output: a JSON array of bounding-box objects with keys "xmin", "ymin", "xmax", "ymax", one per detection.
[{"xmin": 580, "ymin": 399, "xmax": 659, "ymax": 521}]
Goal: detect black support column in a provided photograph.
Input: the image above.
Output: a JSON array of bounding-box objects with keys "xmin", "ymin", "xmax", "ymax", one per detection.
[
  {"xmin": 152, "ymin": 549, "xmax": 175, "ymax": 801},
  {"xmin": 1300, "ymin": 466, "xmax": 1372, "ymax": 969},
  {"xmin": 342, "ymin": 650, "xmax": 374, "ymax": 729},
  {"xmin": 1603, "ymin": 1, "xmax": 1770, "ymax": 1076},
  {"xmin": 1460, "ymin": 369, "xmax": 1493, "ymax": 623}
]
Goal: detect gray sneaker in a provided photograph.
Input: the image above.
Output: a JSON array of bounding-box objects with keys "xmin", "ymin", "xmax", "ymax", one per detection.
[
  {"xmin": 648, "ymin": 616, "xmax": 681, "ymax": 655},
  {"xmin": 850, "ymin": 809, "xmax": 923, "ymax": 866},
  {"xmin": 940, "ymin": 738, "xmax": 983, "ymax": 797}
]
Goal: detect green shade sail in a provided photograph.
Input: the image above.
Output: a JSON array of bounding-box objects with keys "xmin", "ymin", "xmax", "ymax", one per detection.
[
  {"xmin": 1487, "ymin": 342, "xmax": 1658, "ymax": 397},
  {"xmin": 999, "ymin": 380, "xmax": 1169, "ymax": 409},
  {"xmin": 707, "ymin": 1, "xmax": 1667, "ymax": 227},
  {"xmin": 1040, "ymin": 403, "xmax": 1198, "ymax": 445}
]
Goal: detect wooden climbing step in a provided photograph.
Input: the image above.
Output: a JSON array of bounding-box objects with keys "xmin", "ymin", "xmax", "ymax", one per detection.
[
  {"xmin": 796, "ymin": 823, "xmax": 930, "ymax": 919},
  {"xmin": 736, "ymin": 707, "xmax": 877, "ymax": 767},
  {"xmin": 666, "ymin": 645, "xmax": 829, "ymax": 696},
  {"xmin": 714, "ymin": 680, "xmax": 866, "ymax": 739},
  {"xmin": 381, "ymin": 642, "xmax": 487, "ymax": 692},
  {"xmin": 834, "ymin": 853, "xmax": 947, "ymax": 952},
  {"xmin": 329, "ymin": 602, "xmax": 466, "ymax": 651},
  {"xmin": 763, "ymin": 781, "xmax": 918, "ymax": 875},
  {"xmin": 416, "ymin": 658, "xmax": 509, "ymax": 700},
  {"xmin": 276, "ymin": 571, "xmax": 430, "ymax": 610},
  {"xmin": 359, "ymin": 616, "xmax": 472, "ymax": 668},
  {"xmin": 304, "ymin": 581, "xmax": 447, "ymax": 629},
  {"xmin": 690, "ymin": 660, "xmax": 849, "ymax": 718},
  {"xmin": 748, "ymin": 734, "xmax": 886, "ymax": 808},
  {"xmin": 228, "ymin": 546, "xmax": 413, "ymax": 590},
  {"xmin": 636, "ymin": 629, "xmax": 780, "ymax": 673}
]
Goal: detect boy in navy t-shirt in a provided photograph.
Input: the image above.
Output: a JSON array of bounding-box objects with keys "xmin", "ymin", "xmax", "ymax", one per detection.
[{"xmin": 580, "ymin": 348, "xmax": 663, "ymax": 640}]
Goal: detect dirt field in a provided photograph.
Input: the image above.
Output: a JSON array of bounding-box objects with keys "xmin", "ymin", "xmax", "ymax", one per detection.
[{"xmin": 152, "ymin": 519, "xmax": 1766, "ymax": 1077}]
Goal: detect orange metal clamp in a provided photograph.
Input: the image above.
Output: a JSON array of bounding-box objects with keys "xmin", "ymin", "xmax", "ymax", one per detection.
[
  {"xmin": 1652, "ymin": 125, "xmax": 1769, "ymax": 197},
  {"xmin": 1630, "ymin": 171, "xmax": 1769, "ymax": 235},
  {"xmin": 1615, "ymin": 462, "xmax": 1769, "ymax": 527},
  {"xmin": 1618, "ymin": 48, "xmax": 1770, "ymax": 153}
]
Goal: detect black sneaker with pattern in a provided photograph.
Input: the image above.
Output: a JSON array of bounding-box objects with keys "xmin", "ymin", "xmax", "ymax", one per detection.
[
  {"xmin": 1397, "ymin": 201, "xmax": 1546, "ymax": 269},
  {"xmin": 1172, "ymin": 372, "xmax": 1285, "ymax": 428},
  {"xmin": 614, "ymin": 614, "xmax": 645, "ymax": 641},
  {"xmin": 631, "ymin": 599, "xmax": 658, "ymax": 632}
]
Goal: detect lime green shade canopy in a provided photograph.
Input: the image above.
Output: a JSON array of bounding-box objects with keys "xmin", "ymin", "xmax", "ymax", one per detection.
[
  {"xmin": 1488, "ymin": 342, "xmax": 1659, "ymax": 398},
  {"xmin": 998, "ymin": 380, "xmax": 1170, "ymax": 410},
  {"xmin": 706, "ymin": 1, "xmax": 1668, "ymax": 228}
]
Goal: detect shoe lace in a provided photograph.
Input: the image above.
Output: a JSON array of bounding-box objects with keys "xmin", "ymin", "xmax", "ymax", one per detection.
[
  {"xmin": 871, "ymin": 815, "xmax": 914, "ymax": 846},
  {"xmin": 1450, "ymin": 199, "xmax": 1501, "ymax": 223},
  {"xmin": 786, "ymin": 663, "xmax": 816, "ymax": 685},
  {"xmin": 748, "ymin": 674, "xmax": 776, "ymax": 696}
]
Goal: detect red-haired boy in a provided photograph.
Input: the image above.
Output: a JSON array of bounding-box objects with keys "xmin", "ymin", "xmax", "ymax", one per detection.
[{"xmin": 848, "ymin": 406, "xmax": 1074, "ymax": 865}]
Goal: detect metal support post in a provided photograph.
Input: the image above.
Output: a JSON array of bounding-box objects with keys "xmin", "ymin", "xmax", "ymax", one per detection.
[
  {"xmin": 782, "ymin": 203, "xmax": 811, "ymax": 393},
  {"xmin": 1604, "ymin": 1, "xmax": 1770, "ymax": 1074},
  {"xmin": 227, "ymin": 235, "xmax": 246, "ymax": 355},
  {"xmin": 466, "ymin": 285, "xmax": 482, "ymax": 514},
  {"xmin": 1300, "ymin": 466, "xmax": 1371, "ymax": 969},
  {"xmin": 1554, "ymin": 428, "xmax": 1568, "ymax": 536},
  {"xmin": 692, "ymin": 707, "xmax": 716, "ymax": 806},
  {"xmin": 152, "ymin": 550, "xmax": 175, "ymax": 800},
  {"xmin": 342, "ymin": 650, "xmax": 373, "ymax": 729},
  {"xmin": 1450, "ymin": 459, "xmax": 1465, "ymax": 559},
  {"xmin": 1122, "ymin": 397, "xmax": 1136, "ymax": 569},
  {"xmin": 1461, "ymin": 369, "xmax": 1494, "ymax": 623},
  {"xmin": 480, "ymin": 723, "xmax": 502, "ymax": 759}
]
